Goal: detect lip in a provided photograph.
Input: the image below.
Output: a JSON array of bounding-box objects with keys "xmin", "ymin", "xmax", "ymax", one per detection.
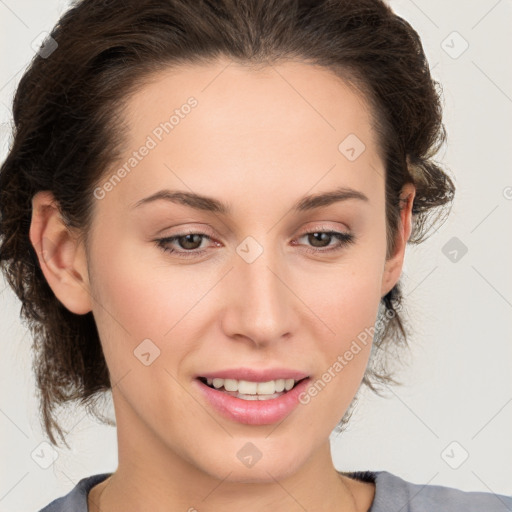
[
  {"xmin": 193, "ymin": 376, "xmax": 311, "ymax": 425},
  {"xmin": 195, "ymin": 367, "xmax": 310, "ymax": 382}
]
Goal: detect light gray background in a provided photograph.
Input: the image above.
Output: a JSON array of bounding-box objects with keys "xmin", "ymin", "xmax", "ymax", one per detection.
[{"xmin": 1, "ymin": 0, "xmax": 511, "ymax": 510}]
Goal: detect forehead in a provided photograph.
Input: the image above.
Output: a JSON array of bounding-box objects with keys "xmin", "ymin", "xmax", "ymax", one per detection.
[
  {"xmin": 103, "ymin": 58, "xmax": 384, "ymax": 212},
  {"xmin": 122, "ymin": 58, "xmax": 377, "ymax": 145}
]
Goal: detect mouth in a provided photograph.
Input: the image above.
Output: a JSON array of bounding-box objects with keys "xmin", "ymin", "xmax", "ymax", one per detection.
[
  {"xmin": 194, "ymin": 375, "xmax": 312, "ymax": 425},
  {"xmin": 196, "ymin": 376, "xmax": 309, "ymax": 401}
]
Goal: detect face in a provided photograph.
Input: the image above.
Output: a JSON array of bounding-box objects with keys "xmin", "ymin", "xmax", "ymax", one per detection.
[{"xmin": 32, "ymin": 58, "xmax": 413, "ymax": 483}]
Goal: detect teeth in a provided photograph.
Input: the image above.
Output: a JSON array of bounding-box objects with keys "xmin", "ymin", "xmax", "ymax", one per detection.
[{"xmin": 205, "ymin": 377, "xmax": 298, "ymax": 394}]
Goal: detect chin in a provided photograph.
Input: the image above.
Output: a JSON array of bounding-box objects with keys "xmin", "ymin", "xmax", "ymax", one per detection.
[{"xmin": 195, "ymin": 442, "xmax": 306, "ymax": 483}]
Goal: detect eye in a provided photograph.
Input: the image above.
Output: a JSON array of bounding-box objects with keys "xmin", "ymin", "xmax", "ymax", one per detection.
[
  {"xmin": 293, "ymin": 229, "xmax": 355, "ymax": 255},
  {"xmin": 154, "ymin": 227, "xmax": 355, "ymax": 259},
  {"xmin": 155, "ymin": 232, "xmax": 214, "ymax": 259}
]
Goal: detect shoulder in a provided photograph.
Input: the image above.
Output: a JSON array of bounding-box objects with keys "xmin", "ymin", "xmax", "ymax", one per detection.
[
  {"xmin": 344, "ymin": 470, "xmax": 512, "ymax": 512},
  {"xmin": 37, "ymin": 473, "xmax": 112, "ymax": 512}
]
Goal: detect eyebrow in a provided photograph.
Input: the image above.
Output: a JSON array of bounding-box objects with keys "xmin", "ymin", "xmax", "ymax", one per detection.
[{"xmin": 130, "ymin": 185, "xmax": 369, "ymax": 214}]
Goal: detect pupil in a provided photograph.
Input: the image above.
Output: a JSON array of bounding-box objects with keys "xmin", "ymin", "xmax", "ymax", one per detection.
[
  {"xmin": 309, "ymin": 232, "xmax": 330, "ymax": 247},
  {"xmin": 181, "ymin": 234, "xmax": 201, "ymax": 249}
]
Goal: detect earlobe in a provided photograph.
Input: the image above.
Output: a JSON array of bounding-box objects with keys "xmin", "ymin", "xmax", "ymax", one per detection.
[
  {"xmin": 29, "ymin": 190, "xmax": 93, "ymax": 315},
  {"xmin": 381, "ymin": 183, "xmax": 416, "ymax": 296}
]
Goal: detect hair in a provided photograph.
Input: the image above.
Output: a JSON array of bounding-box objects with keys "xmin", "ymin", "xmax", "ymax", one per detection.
[{"xmin": 0, "ymin": 0, "xmax": 454, "ymax": 447}]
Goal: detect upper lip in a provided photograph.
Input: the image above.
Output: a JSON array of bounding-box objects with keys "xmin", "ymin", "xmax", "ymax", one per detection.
[{"xmin": 196, "ymin": 367, "xmax": 310, "ymax": 382}]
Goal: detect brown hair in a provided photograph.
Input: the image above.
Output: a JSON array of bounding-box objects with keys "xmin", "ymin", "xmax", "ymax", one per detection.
[{"xmin": 0, "ymin": 0, "xmax": 454, "ymax": 447}]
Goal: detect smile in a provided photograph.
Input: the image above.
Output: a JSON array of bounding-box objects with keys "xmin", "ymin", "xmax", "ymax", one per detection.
[
  {"xmin": 194, "ymin": 376, "xmax": 311, "ymax": 425},
  {"xmin": 199, "ymin": 376, "xmax": 305, "ymax": 400}
]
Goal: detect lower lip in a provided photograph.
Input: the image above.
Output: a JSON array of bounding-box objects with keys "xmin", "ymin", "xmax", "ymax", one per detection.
[{"xmin": 194, "ymin": 377, "xmax": 311, "ymax": 425}]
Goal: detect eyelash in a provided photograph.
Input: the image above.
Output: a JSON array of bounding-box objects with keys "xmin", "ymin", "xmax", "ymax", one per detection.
[{"xmin": 155, "ymin": 228, "xmax": 355, "ymax": 259}]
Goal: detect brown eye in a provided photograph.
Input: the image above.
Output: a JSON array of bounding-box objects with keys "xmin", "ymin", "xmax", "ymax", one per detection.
[
  {"xmin": 307, "ymin": 232, "xmax": 334, "ymax": 248},
  {"xmin": 155, "ymin": 232, "xmax": 213, "ymax": 258},
  {"xmin": 155, "ymin": 229, "xmax": 355, "ymax": 260},
  {"xmin": 176, "ymin": 234, "xmax": 204, "ymax": 250},
  {"xmin": 295, "ymin": 230, "xmax": 355, "ymax": 255}
]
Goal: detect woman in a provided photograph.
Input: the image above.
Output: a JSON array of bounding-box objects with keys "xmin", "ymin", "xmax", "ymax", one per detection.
[{"xmin": 0, "ymin": 0, "xmax": 510, "ymax": 511}]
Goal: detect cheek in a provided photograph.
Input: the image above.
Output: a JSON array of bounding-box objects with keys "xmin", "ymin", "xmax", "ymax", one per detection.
[
  {"xmin": 322, "ymin": 272, "xmax": 381, "ymax": 374},
  {"xmin": 291, "ymin": 268, "xmax": 382, "ymax": 438},
  {"xmin": 87, "ymin": 234, "xmax": 202, "ymax": 378},
  {"xmin": 301, "ymin": 244, "xmax": 385, "ymax": 387},
  {"xmin": 92, "ymin": 223, "xmax": 204, "ymax": 320},
  {"xmin": 306, "ymin": 253, "xmax": 384, "ymax": 340},
  {"xmin": 87, "ymin": 239, "xmax": 199, "ymax": 432}
]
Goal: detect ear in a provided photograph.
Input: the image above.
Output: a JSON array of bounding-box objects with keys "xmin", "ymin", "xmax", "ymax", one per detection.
[
  {"xmin": 380, "ymin": 183, "xmax": 416, "ymax": 296},
  {"xmin": 29, "ymin": 190, "xmax": 93, "ymax": 315}
]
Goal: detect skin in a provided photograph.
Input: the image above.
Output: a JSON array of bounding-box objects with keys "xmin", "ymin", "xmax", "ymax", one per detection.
[{"xmin": 30, "ymin": 58, "xmax": 415, "ymax": 512}]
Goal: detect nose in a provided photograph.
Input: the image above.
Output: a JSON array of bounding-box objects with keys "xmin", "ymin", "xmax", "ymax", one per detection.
[{"xmin": 219, "ymin": 241, "xmax": 297, "ymax": 348}]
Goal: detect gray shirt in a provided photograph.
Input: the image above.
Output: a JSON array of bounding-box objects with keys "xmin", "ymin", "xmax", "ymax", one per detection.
[{"xmin": 38, "ymin": 470, "xmax": 512, "ymax": 511}]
